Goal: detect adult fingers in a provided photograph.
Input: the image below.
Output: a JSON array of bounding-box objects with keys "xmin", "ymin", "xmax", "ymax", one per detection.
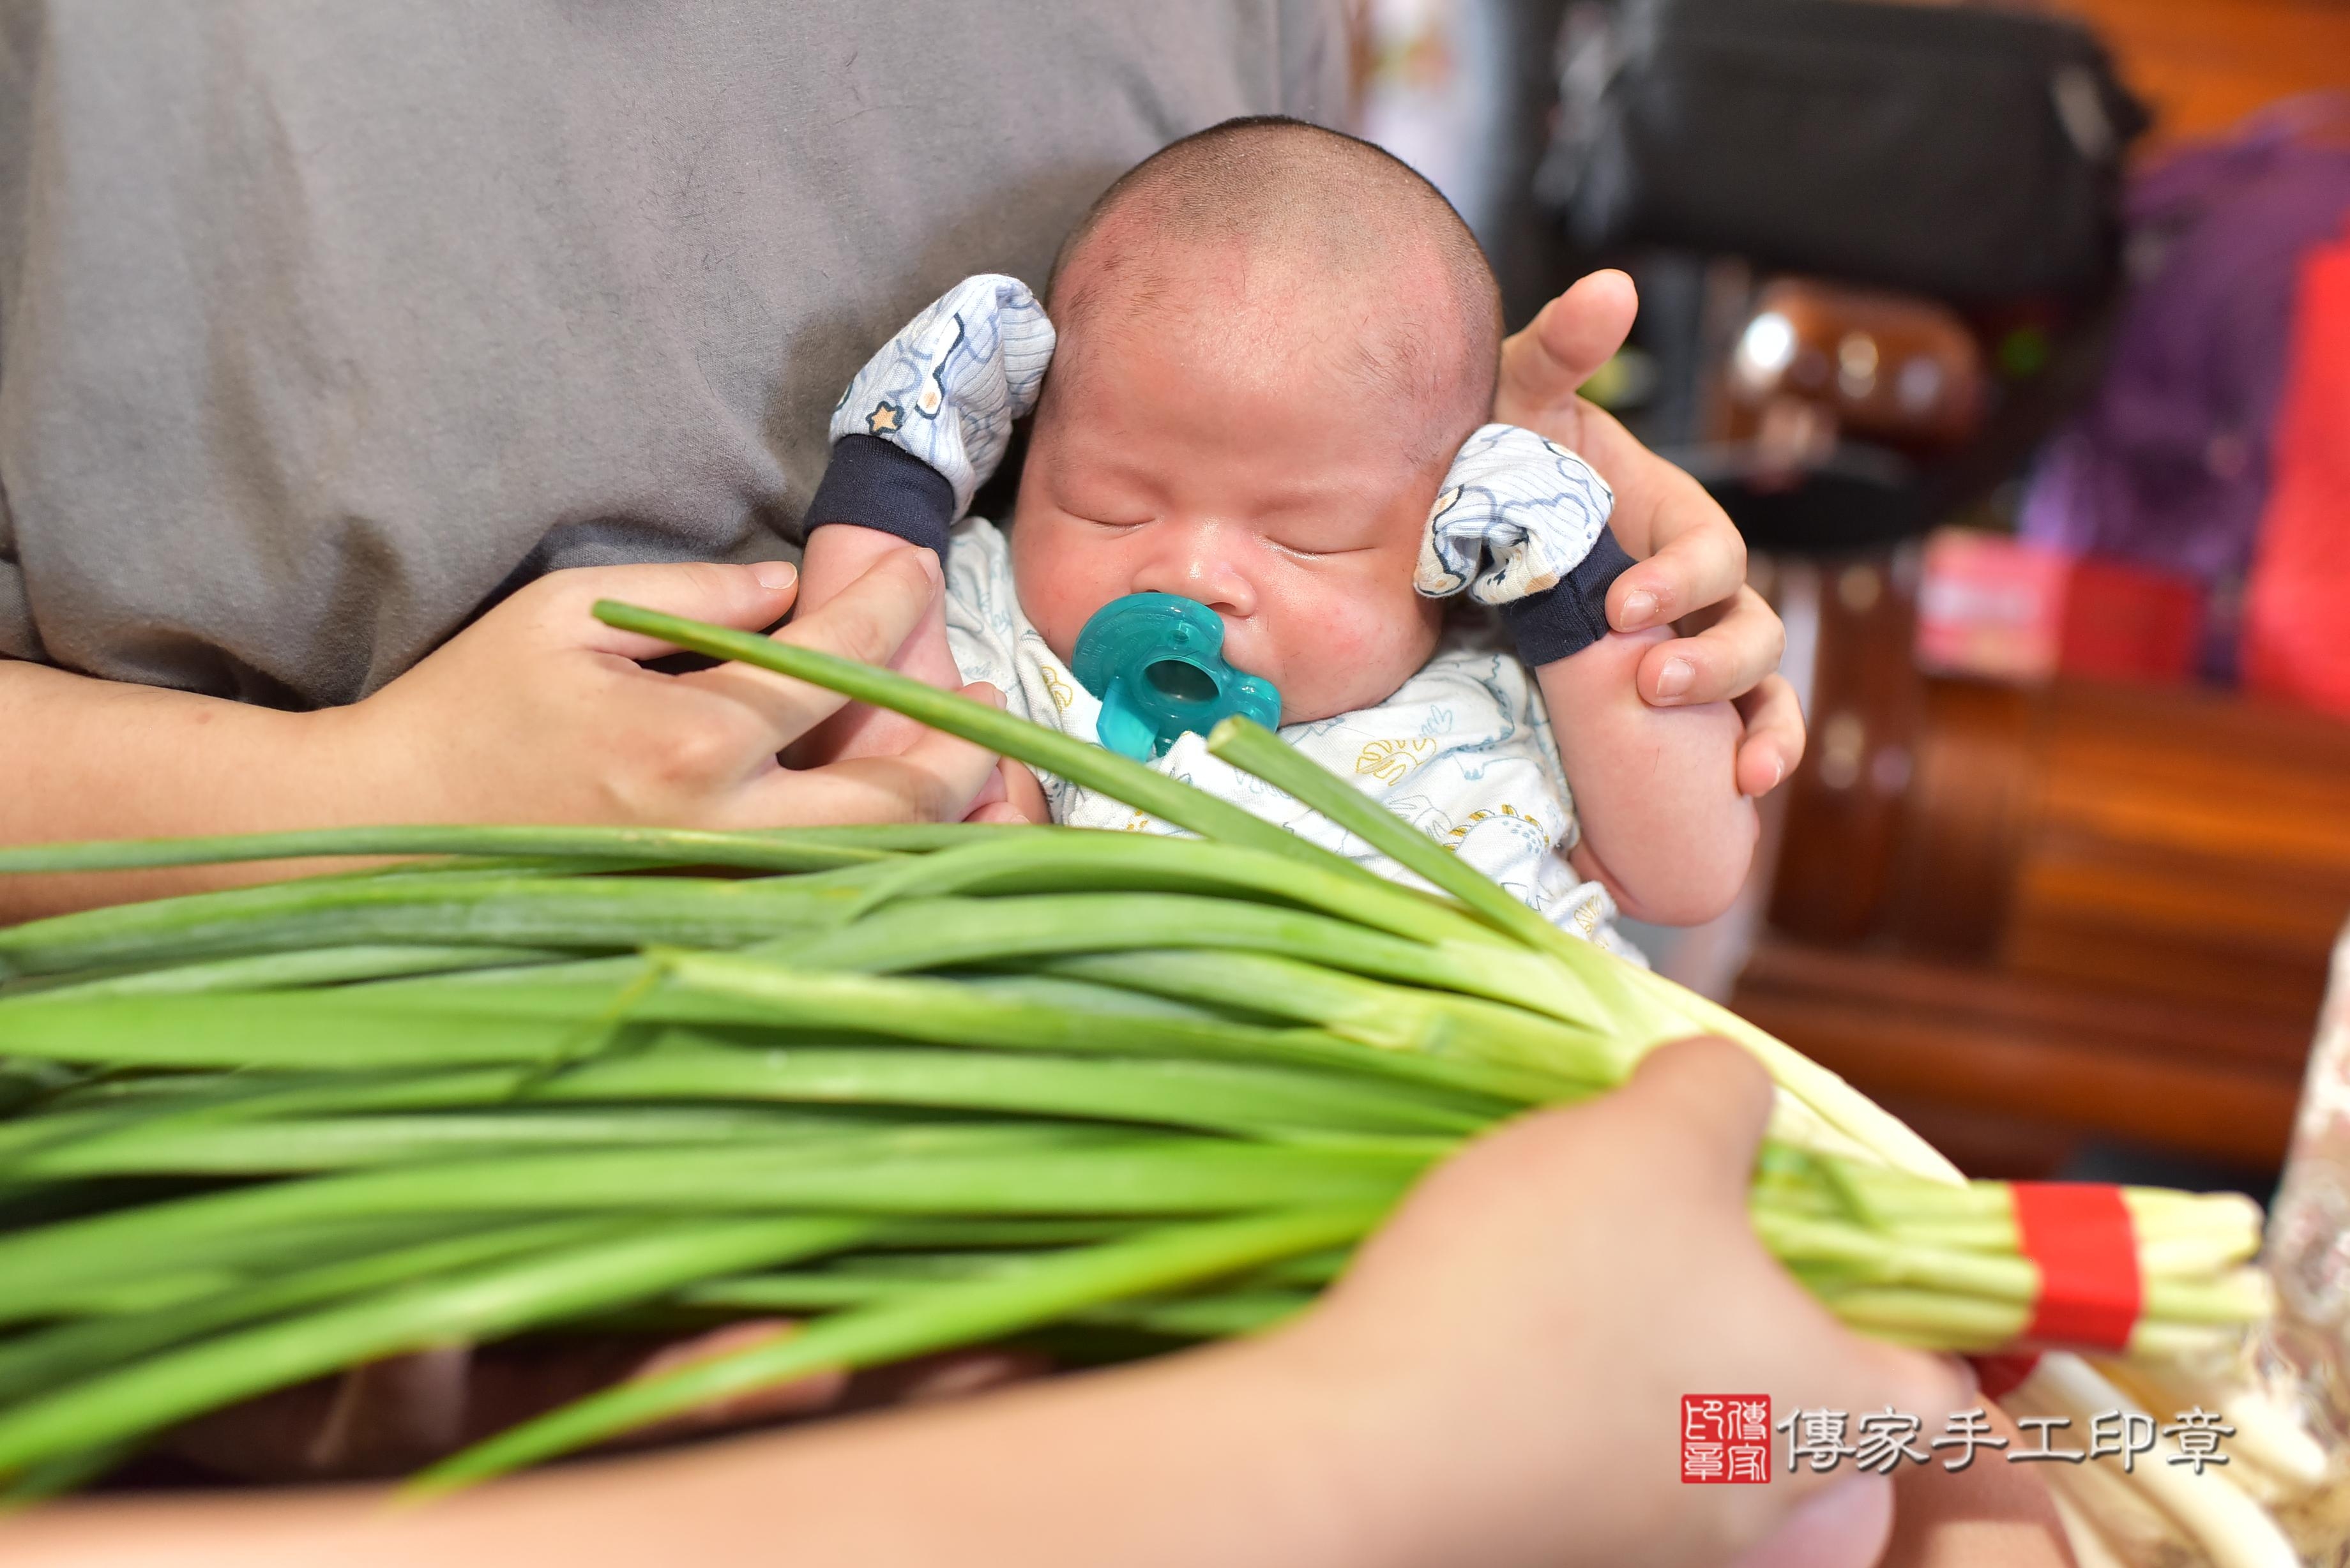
[
  {"xmin": 729, "ymin": 682, "xmax": 1004, "ymax": 827},
  {"xmin": 677, "ymin": 548, "xmax": 946, "ymax": 748},
  {"xmin": 522, "ymin": 560, "xmax": 802, "ymax": 661},
  {"xmin": 1495, "ymin": 269, "xmax": 1640, "ymax": 418},
  {"xmin": 848, "ymin": 712, "xmax": 1007, "ymax": 821},
  {"xmin": 1633, "ymin": 584, "xmax": 1787, "ymax": 709},
  {"xmin": 739, "ymin": 741, "xmax": 1000, "ymax": 827},
  {"xmin": 1727, "ymin": 1475, "xmax": 1895, "ymax": 1568},
  {"xmin": 775, "ymin": 546, "xmax": 945, "ymax": 670},
  {"xmin": 1734, "ymin": 674, "xmax": 1807, "ymax": 797},
  {"xmin": 966, "ymin": 755, "xmax": 1012, "ymax": 814},
  {"xmin": 1605, "ymin": 475, "xmax": 1750, "ymax": 635},
  {"xmin": 625, "ymin": 1322, "xmax": 853, "ymax": 1440},
  {"xmin": 1879, "ymin": 1403, "xmax": 2075, "ymax": 1567}
]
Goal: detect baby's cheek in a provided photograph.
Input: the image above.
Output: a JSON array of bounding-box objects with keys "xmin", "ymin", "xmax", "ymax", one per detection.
[
  {"xmin": 1265, "ymin": 582, "xmax": 1439, "ymax": 720},
  {"xmin": 1009, "ymin": 529, "xmax": 1101, "ymax": 665},
  {"xmin": 1300, "ymin": 607, "xmax": 1384, "ymax": 666}
]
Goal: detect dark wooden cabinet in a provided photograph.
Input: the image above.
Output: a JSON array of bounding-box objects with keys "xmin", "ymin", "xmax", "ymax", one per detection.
[{"xmin": 1735, "ymin": 559, "xmax": 2350, "ymax": 1176}]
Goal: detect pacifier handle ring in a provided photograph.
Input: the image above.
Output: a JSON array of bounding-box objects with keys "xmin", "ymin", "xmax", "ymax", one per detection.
[{"xmin": 1071, "ymin": 592, "xmax": 1281, "ymax": 760}]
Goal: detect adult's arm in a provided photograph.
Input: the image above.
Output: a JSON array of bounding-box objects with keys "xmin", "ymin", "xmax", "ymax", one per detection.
[
  {"xmin": 0, "ymin": 657, "xmax": 354, "ymax": 919},
  {"xmin": 0, "ymin": 1041, "xmax": 1996, "ymax": 1568},
  {"xmin": 1496, "ymin": 271, "xmax": 1805, "ymax": 798},
  {"xmin": 0, "ymin": 550, "xmax": 1003, "ymax": 923}
]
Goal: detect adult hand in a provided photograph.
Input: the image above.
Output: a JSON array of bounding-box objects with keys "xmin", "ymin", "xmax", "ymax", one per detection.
[
  {"xmin": 1497, "ymin": 271, "xmax": 1804, "ymax": 796},
  {"xmin": 787, "ymin": 524, "xmax": 1027, "ymax": 822},
  {"xmin": 342, "ymin": 547, "xmax": 1004, "ymax": 829},
  {"xmin": 1285, "ymin": 1037, "xmax": 1973, "ymax": 1568}
]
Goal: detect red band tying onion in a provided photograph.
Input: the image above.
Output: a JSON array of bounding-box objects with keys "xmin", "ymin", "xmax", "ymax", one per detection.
[{"xmin": 2013, "ymin": 1182, "xmax": 2142, "ymax": 1351}]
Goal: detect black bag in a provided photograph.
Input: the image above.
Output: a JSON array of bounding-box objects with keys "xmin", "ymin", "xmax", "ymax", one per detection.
[{"xmin": 1536, "ymin": 0, "xmax": 2148, "ymax": 299}]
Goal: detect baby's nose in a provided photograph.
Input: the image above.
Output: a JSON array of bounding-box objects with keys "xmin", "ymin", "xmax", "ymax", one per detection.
[{"xmin": 1132, "ymin": 524, "xmax": 1256, "ymax": 619}]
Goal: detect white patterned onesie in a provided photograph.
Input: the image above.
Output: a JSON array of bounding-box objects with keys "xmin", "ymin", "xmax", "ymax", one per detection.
[
  {"xmin": 801, "ymin": 275, "xmax": 1644, "ymax": 953},
  {"xmin": 937, "ymin": 518, "xmax": 1637, "ymax": 951}
]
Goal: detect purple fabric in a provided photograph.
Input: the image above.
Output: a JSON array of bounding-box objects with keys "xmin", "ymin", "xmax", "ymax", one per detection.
[{"xmin": 2021, "ymin": 95, "xmax": 2350, "ymax": 594}]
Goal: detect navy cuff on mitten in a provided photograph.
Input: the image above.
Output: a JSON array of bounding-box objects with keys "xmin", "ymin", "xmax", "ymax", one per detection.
[
  {"xmin": 801, "ymin": 435, "xmax": 958, "ymax": 557},
  {"xmin": 1501, "ymin": 530, "xmax": 1638, "ymax": 668}
]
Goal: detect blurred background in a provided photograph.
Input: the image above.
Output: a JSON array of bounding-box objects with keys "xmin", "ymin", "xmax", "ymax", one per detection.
[{"xmin": 1347, "ymin": 0, "xmax": 2350, "ymax": 1193}]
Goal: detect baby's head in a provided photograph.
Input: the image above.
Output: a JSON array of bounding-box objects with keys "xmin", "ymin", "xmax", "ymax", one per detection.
[{"xmin": 1009, "ymin": 117, "xmax": 1501, "ymax": 725}]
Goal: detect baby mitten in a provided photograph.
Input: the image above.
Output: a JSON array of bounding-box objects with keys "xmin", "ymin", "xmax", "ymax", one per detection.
[
  {"xmin": 1414, "ymin": 423, "xmax": 1635, "ymax": 667},
  {"xmin": 803, "ymin": 274, "xmax": 1057, "ymax": 555}
]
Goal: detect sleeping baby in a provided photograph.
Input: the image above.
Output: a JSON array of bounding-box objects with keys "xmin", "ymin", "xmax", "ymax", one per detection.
[{"xmin": 796, "ymin": 116, "xmax": 1758, "ymax": 946}]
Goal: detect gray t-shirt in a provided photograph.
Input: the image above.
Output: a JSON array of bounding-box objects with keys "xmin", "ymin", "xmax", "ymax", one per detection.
[{"xmin": 0, "ymin": 1, "xmax": 1346, "ymax": 707}]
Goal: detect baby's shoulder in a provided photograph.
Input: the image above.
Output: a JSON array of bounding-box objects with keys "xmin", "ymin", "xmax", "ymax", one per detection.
[
  {"xmin": 941, "ymin": 516, "xmax": 1017, "ymax": 612},
  {"xmin": 1279, "ymin": 637, "xmax": 1549, "ymax": 781},
  {"xmin": 1387, "ymin": 625, "xmax": 1545, "ymax": 723},
  {"xmin": 945, "ymin": 515, "xmax": 1012, "ymax": 571},
  {"xmin": 949, "ymin": 515, "xmax": 1008, "ymax": 547}
]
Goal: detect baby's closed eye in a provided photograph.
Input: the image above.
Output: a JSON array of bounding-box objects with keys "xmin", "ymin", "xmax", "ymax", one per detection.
[
  {"xmin": 1047, "ymin": 488, "xmax": 1155, "ymax": 530},
  {"xmin": 1252, "ymin": 496, "xmax": 1403, "ymax": 561},
  {"xmin": 1265, "ymin": 525, "xmax": 1386, "ymax": 561},
  {"xmin": 1043, "ymin": 472, "xmax": 1158, "ymax": 531}
]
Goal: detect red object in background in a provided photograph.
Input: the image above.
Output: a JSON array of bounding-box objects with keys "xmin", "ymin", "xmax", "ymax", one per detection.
[
  {"xmin": 1917, "ymin": 529, "xmax": 2203, "ymax": 686},
  {"xmin": 2243, "ymin": 234, "xmax": 2350, "ymax": 719},
  {"xmin": 1917, "ymin": 531, "xmax": 2070, "ymax": 682},
  {"xmin": 2058, "ymin": 558, "xmax": 2205, "ymax": 682}
]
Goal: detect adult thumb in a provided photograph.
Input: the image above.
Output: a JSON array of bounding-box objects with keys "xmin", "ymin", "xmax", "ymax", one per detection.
[
  {"xmin": 1617, "ymin": 1036, "xmax": 1780, "ymax": 1205},
  {"xmin": 1501, "ymin": 269, "xmax": 1639, "ymax": 409},
  {"xmin": 1728, "ymin": 1474, "xmax": 1895, "ymax": 1568}
]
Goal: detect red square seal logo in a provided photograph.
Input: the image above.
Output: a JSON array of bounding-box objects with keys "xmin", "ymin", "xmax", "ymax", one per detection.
[{"xmin": 1683, "ymin": 1394, "xmax": 1773, "ymax": 1483}]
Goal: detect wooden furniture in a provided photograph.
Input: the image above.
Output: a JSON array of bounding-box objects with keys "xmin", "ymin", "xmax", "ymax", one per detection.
[
  {"xmin": 1734, "ymin": 556, "xmax": 2350, "ymax": 1176},
  {"xmin": 1730, "ymin": 0, "xmax": 2350, "ymax": 1177},
  {"xmin": 2040, "ymin": 0, "xmax": 2350, "ymax": 155}
]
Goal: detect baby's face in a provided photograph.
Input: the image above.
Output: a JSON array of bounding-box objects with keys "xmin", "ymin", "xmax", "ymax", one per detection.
[{"xmin": 1009, "ymin": 308, "xmax": 1454, "ymax": 726}]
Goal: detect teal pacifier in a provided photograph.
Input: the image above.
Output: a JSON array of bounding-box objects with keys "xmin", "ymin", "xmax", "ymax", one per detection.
[{"xmin": 1070, "ymin": 593, "xmax": 1281, "ymax": 761}]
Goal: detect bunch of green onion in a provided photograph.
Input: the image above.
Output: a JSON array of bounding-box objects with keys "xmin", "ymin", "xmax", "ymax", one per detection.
[{"xmin": 0, "ymin": 599, "xmax": 2268, "ymax": 1500}]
